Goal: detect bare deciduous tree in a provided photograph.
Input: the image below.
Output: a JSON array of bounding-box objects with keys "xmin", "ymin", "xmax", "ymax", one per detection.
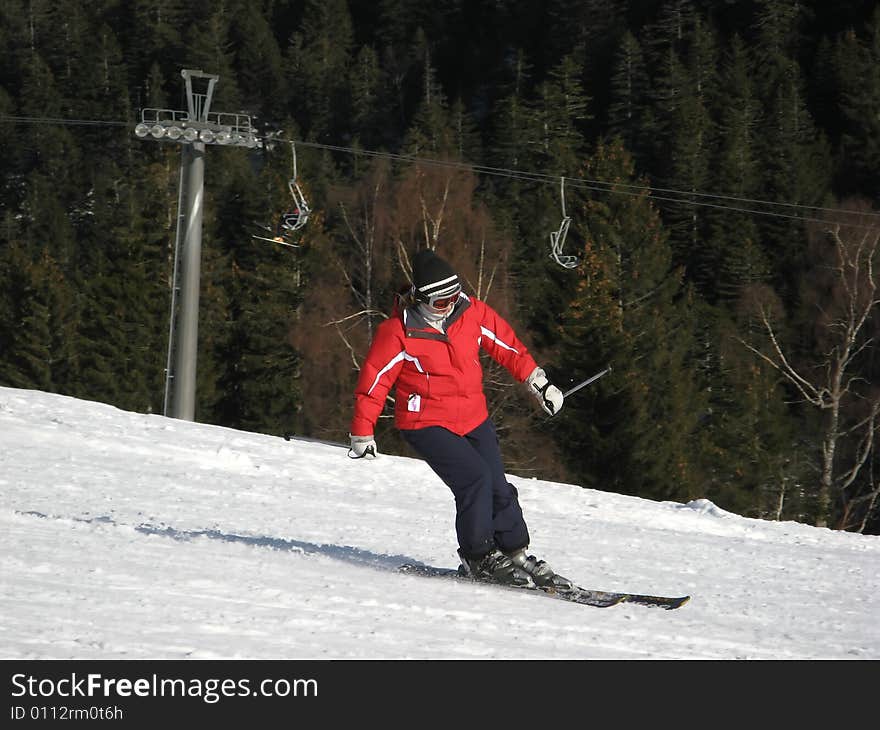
[
  {"xmin": 334, "ymin": 158, "xmax": 393, "ymax": 343},
  {"xmin": 741, "ymin": 209, "xmax": 880, "ymax": 530}
]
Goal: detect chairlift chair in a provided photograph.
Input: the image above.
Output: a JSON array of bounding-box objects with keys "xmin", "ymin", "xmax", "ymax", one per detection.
[
  {"xmin": 549, "ymin": 176, "xmax": 578, "ymax": 269},
  {"xmin": 252, "ymin": 141, "xmax": 310, "ymax": 248}
]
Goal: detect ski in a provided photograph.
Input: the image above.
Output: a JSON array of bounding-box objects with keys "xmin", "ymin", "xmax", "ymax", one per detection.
[
  {"xmin": 251, "ymin": 234, "xmax": 300, "ymax": 248},
  {"xmin": 619, "ymin": 592, "xmax": 690, "ymax": 610},
  {"xmin": 398, "ymin": 563, "xmax": 625, "ymax": 607},
  {"xmin": 398, "ymin": 563, "xmax": 689, "ymax": 610}
]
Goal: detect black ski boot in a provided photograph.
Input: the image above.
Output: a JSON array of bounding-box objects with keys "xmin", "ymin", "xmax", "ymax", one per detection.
[
  {"xmin": 458, "ymin": 548, "xmax": 534, "ymax": 588},
  {"xmin": 505, "ymin": 548, "xmax": 573, "ymax": 590}
]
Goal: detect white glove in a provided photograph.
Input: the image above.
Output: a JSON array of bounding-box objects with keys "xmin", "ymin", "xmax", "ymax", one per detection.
[
  {"xmin": 527, "ymin": 367, "xmax": 564, "ymax": 416},
  {"xmin": 348, "ymin": 434, "xmax": 377, "ymax": 459}
]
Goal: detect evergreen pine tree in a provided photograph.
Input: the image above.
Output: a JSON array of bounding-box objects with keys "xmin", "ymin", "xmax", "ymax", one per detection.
[
  {"xmin": 751, "ymin": 0, "xmax": 831, "ymax": 302},
  {"xmin": 647, "ymin": 13, "xmax": 718, "ymax": 280},
  {"xmin": 509, "ymin": 50, "xmax": 591, "ymax": 353},
  {"xmin": 186, "ymin": 5, "xmax": 242, "ymax": 109},
  {"xmin": 0, "ymin": 244, "xmax": 54, "ymax": 390},
  {"xmin": 449, "ymin": 97, "xmax": 482, "ymax": 163},
  {"xmin": 126, "ymin": 0, "xmax": 186, "ymax": 92},
  {"xmin": 713, "ymin": 290, "xmax": 806, "ymax": 521},
  {"xmin": 13, "ymin": 49, "xmax": 81, "ymax": 220},
  {"xmin": 526, "ymin": 50, "xmax": 591, "ymax": 173},
  {"xmin": 349, "ymin": 45, "xmax": 384, "ymax": 149},
  {"xmin": 39, "ymin": 247, "xmax": 81, "ymax": 396},
  {"xmin": 402, "ymin": 31, "xmax": 452, "ymax": 156},
  {"xmin": 488, "ymin": 49, "xmax": 534, "ymax": 171},
  {"xmin": 704, "ymin": 35, "xmax": 768, "ymax": 305},
  {"xmin": 205, "ymin": 145, "xmax": 308, "ymax": 433},
  {"xmin": 555, "ymin": 139, "xmax": 707, "ymax": 501},
  {"xmin": 607, "ymin": 30, "xmax": 650, "ymax": 159},
  {"xmin": 835, "ymin": 8, "xmax": 880, "ymax": 199},
  {"xmin": 285, "ymin": 0, "xmax": 354, "ymax": 141},
  {"xmin": 230, "ymin": 7, "xmax": 286, "ymax": 120}
]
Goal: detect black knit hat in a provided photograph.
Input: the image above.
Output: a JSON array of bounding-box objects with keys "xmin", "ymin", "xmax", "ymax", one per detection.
[{"xmin": 412, "ymin": 249, "xmax": 461, "ymax": 301}]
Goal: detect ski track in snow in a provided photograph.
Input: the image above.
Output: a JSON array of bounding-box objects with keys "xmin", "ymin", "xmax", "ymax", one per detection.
[{"xmin": 1, "ymin": 386, "xmax": 878, "ymax": 659}]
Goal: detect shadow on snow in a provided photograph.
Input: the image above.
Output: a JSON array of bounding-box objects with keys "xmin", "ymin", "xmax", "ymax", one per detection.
[{"xmin": 17, "ymin": 509, "xmax": 428, "ymax": 573}]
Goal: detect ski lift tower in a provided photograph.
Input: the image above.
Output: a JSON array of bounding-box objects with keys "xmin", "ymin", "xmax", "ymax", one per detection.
[{"xmin": 134, "ymin": 69, "xmax": 258, "ymax": 421}]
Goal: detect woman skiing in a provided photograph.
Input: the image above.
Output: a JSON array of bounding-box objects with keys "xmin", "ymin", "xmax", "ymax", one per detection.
[{"xmin": 347, "ymin": 249, "xmax": 569, "ymax": 588}]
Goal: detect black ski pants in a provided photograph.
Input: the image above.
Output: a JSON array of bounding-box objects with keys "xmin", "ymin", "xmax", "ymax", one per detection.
[{"xmin": 401, "ymin": 418, "xmax": 530, "ymax": 558}]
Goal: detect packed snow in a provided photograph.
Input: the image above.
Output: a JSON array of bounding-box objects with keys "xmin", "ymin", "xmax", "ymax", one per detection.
[{"xmin": 1, "ymin": 387, "xmax": 877, "ymax": 659}]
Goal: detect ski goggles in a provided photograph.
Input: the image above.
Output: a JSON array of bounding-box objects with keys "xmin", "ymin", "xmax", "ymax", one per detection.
[
  {"xmin": 414, "ymin": 284, "xmax": 461, "ymax": 310},
  {"xmin": 426, "ymin": 291, "xmax": 461, "ymax": 309}
]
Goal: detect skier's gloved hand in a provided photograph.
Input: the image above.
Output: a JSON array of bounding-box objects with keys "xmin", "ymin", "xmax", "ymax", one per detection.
[
  {"xmin": 348, "ymin": 434, "xmax": 378, "ymax": 459},
  {"xmin": 527, "ymin": 367, "xmax": 564, "ymax": 416}
]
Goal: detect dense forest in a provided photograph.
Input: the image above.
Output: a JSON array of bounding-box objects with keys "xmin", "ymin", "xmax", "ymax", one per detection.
[{"xmin": 1, "ymin": 0, "xmax": 879, "ymax": 533}]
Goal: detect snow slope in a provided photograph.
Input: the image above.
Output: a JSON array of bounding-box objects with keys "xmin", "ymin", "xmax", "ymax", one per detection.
[{"xmin": 1, "ymin": 387, "xmax": 878, "ymax": 659}]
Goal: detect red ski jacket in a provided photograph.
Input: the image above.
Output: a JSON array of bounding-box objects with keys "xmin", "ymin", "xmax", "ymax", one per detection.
[{"xmin": 350, "ymin": 293, "xmax": 539, "ymax": 437}]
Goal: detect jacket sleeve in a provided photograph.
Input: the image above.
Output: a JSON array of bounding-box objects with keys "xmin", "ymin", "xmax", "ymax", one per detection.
[
  {"xmin": 349, "ymin": 320, "xmax": 407, "ymax": 436},
  {"xmin": 475, "ymin": 299, "xmax": 539, "ymax": 383}
]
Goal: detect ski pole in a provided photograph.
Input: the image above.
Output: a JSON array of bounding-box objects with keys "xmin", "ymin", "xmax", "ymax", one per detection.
[{"xmin": 563, "ymin": 366, "xmax": 612, "ymax": 398}]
